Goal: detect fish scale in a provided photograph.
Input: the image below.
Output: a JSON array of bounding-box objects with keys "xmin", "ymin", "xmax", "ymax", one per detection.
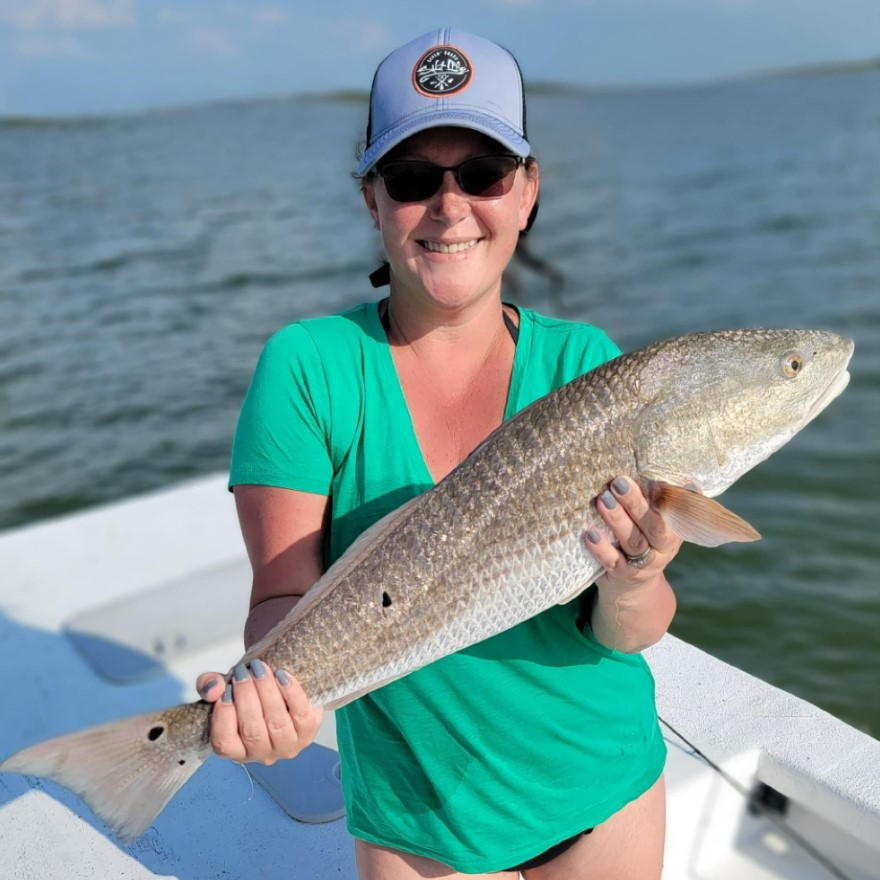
[{"xmin": 0, "ymin": 328, "xmax": 854, "ymax": 841}]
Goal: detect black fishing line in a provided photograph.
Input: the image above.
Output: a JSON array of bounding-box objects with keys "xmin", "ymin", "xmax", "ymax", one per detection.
[{"xmin": 658, "ymin": 715, "xmax": 855, "ymax": 880}]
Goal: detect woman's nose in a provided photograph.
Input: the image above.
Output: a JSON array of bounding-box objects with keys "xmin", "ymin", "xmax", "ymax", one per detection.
[{"xmin": 429, "ymin": 170, "xmax": 469, "ymax": 223}]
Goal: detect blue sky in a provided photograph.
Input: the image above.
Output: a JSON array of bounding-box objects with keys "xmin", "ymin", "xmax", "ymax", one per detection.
[{"xmin": 0, "ymin": 0, "xmax": 877, "ymax": 117}]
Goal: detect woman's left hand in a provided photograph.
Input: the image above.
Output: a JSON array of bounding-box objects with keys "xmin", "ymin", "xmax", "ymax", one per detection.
[
  {"xmin": 582, "ymin": 476, "xmax": 694, "ymax": 652},
  {"xmin": 585, "ymin": 476, "xmax": 688, "ymax": 591}
]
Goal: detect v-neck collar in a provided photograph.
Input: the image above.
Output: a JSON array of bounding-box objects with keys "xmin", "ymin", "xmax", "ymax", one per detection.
[{"xmin": 367, "ymin": 299, "xmax": 529, "ymax": 486}]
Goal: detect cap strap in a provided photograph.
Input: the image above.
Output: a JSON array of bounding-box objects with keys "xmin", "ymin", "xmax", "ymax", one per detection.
[{"xmin": 369, "ymin": 262, "xmax": 391, "ymax": 288}]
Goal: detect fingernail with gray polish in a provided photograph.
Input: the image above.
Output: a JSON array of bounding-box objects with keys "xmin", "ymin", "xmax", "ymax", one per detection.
[
  {"xmin": 222, "ymin": 684, "xmax": 233, "ymax": 704},
  {"xmin": 600, "ymin": 490, "xmax": 617, "ymax": 509},
  {"xmin": 612, "ymin": 477, "xmax": 630, "ymax": 495},
  {"xmin": 233, "ymin": 663, "xmax": 249, "ymax": 683},
  {"xmin": 275, "ymin": 669, "xmax": 290, "ymax": 687},
  {"xmin": 199, "ymin": 677, "xmax": 219, "ymax": 699},
  {"xmin": 586, "ymin": 529, "xmax": 601, "ymax": 545},
  {"xmin": 685, "ymin": 481, "xmax": 698, "ymax": 492},
  {"xmin": 250, "ymin": 659, "xmax": 267, "ymax": 679}
]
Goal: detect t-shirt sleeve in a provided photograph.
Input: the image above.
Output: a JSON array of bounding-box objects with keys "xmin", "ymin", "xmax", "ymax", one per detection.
[
  {"xmin": 547, "ymin": 320, "xmax": 622, "ymax": 391},
  {"xmin": 229, "ymin": 324, "xmax": 333, "ymax": 495},
  {"xmin": 580, "ymin": 327, "xmax": 621, "ymax": 372}
]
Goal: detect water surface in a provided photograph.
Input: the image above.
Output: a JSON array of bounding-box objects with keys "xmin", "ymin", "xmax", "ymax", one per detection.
[{"xmin": 1, "ymin": 72, "xmax": 878, "ymax": 736}]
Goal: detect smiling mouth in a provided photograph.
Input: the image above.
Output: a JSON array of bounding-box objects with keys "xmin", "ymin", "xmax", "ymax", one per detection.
[{"xmin": 419, "ymin": 239, "xmax": 480, "ymax": 254}]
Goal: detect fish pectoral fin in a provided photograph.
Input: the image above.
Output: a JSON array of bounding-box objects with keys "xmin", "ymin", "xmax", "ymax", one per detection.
[{"xmin": 650, "ymin": 482, "xmax": 761, "ymax": 547}]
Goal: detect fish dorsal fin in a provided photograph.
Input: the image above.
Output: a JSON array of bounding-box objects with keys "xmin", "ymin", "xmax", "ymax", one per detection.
[
  {"xmin": 648, "ymin": 482, "xmax": 761, "ymax": 547},
  {"xmin": 245, "ymin": 495, "xmax": 423, "ymax": 659},
  {"xmin": 329, "ymin": 494, "xmax": 423, "ymax": 573}
]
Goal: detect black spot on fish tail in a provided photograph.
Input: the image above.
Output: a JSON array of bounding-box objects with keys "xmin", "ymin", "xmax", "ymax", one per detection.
[{"xmin": 0, "ymin": 703, "xmax": 213, "ymax": 841}]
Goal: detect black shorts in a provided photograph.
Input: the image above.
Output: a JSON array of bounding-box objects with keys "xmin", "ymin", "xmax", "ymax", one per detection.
[{"xmin": 507, "ymin": 828, "xmax": 593, "ymax": 872}]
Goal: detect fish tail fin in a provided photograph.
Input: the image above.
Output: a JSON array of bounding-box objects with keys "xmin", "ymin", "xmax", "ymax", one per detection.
[
  {"xmin": 0, "ymin": 700, "xmax": 213, "ymax": 841},
  {"xmin": 650, "ymin": 482, "xmax": 761, "ymax": 547}
]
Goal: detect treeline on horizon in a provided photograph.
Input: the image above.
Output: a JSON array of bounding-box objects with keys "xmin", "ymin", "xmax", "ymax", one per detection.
[{"xmin": 2, "ymin": 55, "xmax": 878, "ymax": 127}]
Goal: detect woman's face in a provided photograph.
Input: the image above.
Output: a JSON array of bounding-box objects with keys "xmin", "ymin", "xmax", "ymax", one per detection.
[{"xmin": 363, "ymin": 127, "xmax": 539, "ymax": 313}]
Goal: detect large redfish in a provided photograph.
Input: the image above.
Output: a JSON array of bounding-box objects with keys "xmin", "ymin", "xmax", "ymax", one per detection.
[{"xmin": 1, "ymin": 329, "xmax": 853, "ymax": 840}]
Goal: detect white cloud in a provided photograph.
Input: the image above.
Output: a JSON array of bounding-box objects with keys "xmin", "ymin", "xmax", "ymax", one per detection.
[
  {"xmin": 332, "ymin": 20, "xmax": 390, "ymax": 55},
  {"xmin": 158, "ymin": 5, "xmax": 283, "ymax": 58},
  {"xmin": 0, "ymin": 0, "xmax": 134, "ymax": 29},
  {"xmin": 253, "ymin": 6, "xmax": 288, "ymax": 26},
  {"xmin": 14, "ymin": 33, "xmax": 84, "ymax": 55},
  {"xmin": 157, "ymin": 5, "xmax": 287, "ymax": 33},
  {"xmin": 157, "ymin": 8, "xmax": 194, "ymax": 26},
  {"xmin": 191, "ymin": 27, "xmax": 238, "ymax": 57}
]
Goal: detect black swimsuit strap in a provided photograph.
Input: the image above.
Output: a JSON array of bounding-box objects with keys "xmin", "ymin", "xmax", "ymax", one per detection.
[
  {"xmin": 379, "ymin": 299, "xmax": 519, "ymax": 344},
  {"xmin": 502, "ymin": 307, "xmax": 520, "ymax": 345}
]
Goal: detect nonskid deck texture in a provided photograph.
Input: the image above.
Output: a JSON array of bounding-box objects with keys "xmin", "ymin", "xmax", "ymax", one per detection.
[{"xmin": 0, "ymin": 475, "xmax": 877, "ymax": 879}]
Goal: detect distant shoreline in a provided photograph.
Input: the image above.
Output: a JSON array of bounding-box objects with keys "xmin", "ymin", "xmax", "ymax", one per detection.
[{"xmin": 2, "ymin": 56, "xmax": 877, "ymax": 127}]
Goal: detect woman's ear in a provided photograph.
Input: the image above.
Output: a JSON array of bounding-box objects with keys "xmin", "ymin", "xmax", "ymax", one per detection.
[
  {"xmin": 519, "ymin": 160, "xmax": 540, "ymax": 231},
  {"xmin": 362, "ymin": 179, "xmax": 380, "ymax": 229}
]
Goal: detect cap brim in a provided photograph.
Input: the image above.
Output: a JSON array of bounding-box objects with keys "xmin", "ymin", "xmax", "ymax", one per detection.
[{"xmin": 357, "ymin": 110, "xmax": 530, "ymax": 175}]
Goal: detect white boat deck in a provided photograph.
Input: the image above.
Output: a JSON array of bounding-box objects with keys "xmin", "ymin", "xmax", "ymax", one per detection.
[{"xmin": 1, "ymin": 474, "xmax": 878, "ymax": 879}]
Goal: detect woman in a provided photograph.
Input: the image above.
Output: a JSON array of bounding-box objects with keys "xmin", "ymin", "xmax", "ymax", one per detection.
[{"xmin": 197, "ymin": 28, "xmax": 682, "ymax": 879}]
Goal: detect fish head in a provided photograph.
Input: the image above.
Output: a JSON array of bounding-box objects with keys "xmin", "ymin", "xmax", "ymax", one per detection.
[{"xmin": 635, "ymin": 329, "xmax": 853, "ymax": 498}]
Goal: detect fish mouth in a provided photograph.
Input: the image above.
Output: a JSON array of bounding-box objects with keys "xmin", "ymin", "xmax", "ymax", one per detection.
[{"xmin": 805, "ymin": 353, "xmax": 852, "ymax": 425}]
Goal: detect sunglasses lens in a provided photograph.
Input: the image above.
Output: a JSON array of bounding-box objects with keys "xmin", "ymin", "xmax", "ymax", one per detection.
[
  {"xmin": 377, "ymin": 156, "xmax": 521, "ymax": 202},
  {"xmin": 380, "ymin": 163, "xmax": 442, "ymax": 202},
  {"xmin": 458, "ymin": 157, "xmax": 519, "ymax": 197}
]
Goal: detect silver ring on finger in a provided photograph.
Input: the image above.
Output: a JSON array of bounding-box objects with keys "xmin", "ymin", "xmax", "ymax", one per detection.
[{"xmin": 624, "ymin": 546, "xmax": 653, "ymax": 568}]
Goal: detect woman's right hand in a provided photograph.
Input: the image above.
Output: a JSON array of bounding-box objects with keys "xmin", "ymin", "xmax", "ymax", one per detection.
[
  {"xmin": 197, "ymin": 661, "xmax": 324, "ymax": 764},
  {"xmin": 205, "ymin": 484, "xmax": 329, "ymax": 764}
]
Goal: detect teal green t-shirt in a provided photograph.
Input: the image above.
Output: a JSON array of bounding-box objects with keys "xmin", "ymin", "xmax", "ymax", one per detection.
[{"xmin": 229, "ymin": 301, "xmax": 666, "ymax": 872}]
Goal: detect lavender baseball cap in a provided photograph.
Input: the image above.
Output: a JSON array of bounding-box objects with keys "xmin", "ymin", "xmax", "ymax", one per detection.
[{"xmin": 357, "ymin": 28, "xmax": 531, "ymax": 175}]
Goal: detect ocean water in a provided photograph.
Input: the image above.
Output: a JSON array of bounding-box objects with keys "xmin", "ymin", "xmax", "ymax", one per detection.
[{"xmin": 1, "ymin": 72, "xmax": 878, "ymax": 736}]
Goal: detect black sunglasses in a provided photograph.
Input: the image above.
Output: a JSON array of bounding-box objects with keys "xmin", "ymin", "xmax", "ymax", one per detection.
[{"xmin": 375, "ymin": 155, "xmax": 524, "ymax": 203}]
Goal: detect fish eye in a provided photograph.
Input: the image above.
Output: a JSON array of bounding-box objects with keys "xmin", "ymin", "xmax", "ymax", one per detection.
[{"xmin": 781, "ymin": 351, "xmax": 805, "ymax": 378}]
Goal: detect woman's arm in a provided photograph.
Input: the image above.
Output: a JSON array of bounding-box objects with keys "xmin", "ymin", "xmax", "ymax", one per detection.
[
  {"xmin": 236, "ymin": 484, "xmax": 329, "ymax": 645},
  {"xmin": 196, "ymin": 484, "xmax": 329, "ymax": 764}
]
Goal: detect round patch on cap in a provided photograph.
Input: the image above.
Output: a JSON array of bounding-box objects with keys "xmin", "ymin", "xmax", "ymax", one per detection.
[{"xmin": 413, "ymin": 45, "xmax": 473, "ymax": 97}]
